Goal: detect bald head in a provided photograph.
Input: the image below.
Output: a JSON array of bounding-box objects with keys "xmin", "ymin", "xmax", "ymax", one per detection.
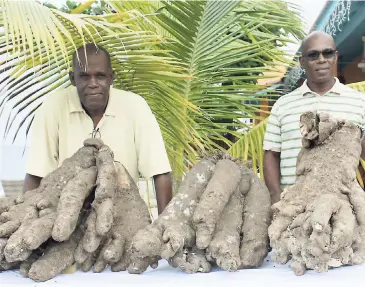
[
  {"xmin": 72, "ymin": 43, "xmax": 111, "ymax": 69},
  {"xmin": 300, "ymin": 31, "xmax": 336, "ymax": 55},
  {"xmin": 299, "ymin": 31, "xmax": 338, "ymax": 87}
]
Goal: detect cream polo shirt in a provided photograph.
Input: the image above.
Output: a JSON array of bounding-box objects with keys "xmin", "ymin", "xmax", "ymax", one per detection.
[
  {"xmin": 25, "ymin": 86, "xmax": 172, "ymax": 183},
  {"xmin": 263, "ymin": 78, "xmax": 365, "ymax": 188}
]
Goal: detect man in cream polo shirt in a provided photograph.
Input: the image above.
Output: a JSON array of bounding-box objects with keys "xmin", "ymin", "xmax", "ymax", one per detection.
[
  {"xmin": 263, "ymin": 31, "xmax": 365, "ymax": 204},
  {"xmin": 24, "ymin": 44, "xmax": 172, "ymax": 214}
]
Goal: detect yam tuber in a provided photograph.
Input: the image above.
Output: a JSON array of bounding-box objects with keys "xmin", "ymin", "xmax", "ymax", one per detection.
[
  {"xmin": 77, "ymin": 144, "xmax": 117, "ymax": 256},
  {"xmin": 169, "ymin": 246, "xmax": 211, "ymax": 273},
  {"xmin": 269, "ymin": 111, "xmax": 365, "ymax": 275},
  {"xmin": 0, "ymin": 143, "xmax": 97, "ymax": 263},
  {"xmin": 52, "ymin": 166, "xmax": 97, "ymax": 241},
  {"xmin": 0, "ymin": 138, "xmax": 273, "ymax": 281},
  {"xmin": 205, "ymin": 183, "xmax": 244, "ymax": 271},
  {"xmin": 193, "ymin": 159, "xmax": 241, "ymax": 249},
  {"xmin": 239, "ymin": 169, "xmax": 271, "ymax": 268},
  {"xmin": 129, "ymin": 153, "xmax": 271, "ymax": 274},
  {"xmin": 129, "ymin": 157, "xmax": 217, "ymax": 272},
  {"xmin": 74, "ymin": 161, "xmax": 153, "ymax": 274}
]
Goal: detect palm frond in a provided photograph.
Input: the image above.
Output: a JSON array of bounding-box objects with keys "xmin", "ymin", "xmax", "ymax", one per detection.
[
  {"xmin": 228, "ymin": 118, "xmax": 267, "ymax": 179},
  {"xmin": 0, "ymin": 0, "xmax": 190, "ymax": 176},
  {"xmin": 0, "ymin": 0, "xmax": 304, "ymax": 181},
  {"xmin": 111, "ymin": 0, "xmax": 304, "ymax": 179},
  {"xmin": 70, "ymin": 0, "xmax": 96, "ymax": 14},
  {"xmin": 348, "ymin": 81, "xmax": 365, "ymax": 92}
]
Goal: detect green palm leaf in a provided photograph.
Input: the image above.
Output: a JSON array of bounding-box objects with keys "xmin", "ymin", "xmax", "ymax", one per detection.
[
  {"xmin": 228, "ymin": 118, "xmax": 267, "ymax": 179},
  {"xmin": 0, "ymin": 0, "xmax": 189, "ymax": 175},
  {"xmin": 111, "ymin": 0, "xmax": 303, "ymax": 179},
  {"xmin": 348, "ymin": 81, "xmax": 365, "ymax": 92},
  {"xmin": 0, "ymin": 0, "xmax": 304, "ymax": 182}
]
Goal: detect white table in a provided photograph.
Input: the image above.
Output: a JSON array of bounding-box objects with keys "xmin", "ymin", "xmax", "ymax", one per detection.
[{"xmin": 1, "ymin": 256, "xmax": 363, "ymax": 287}]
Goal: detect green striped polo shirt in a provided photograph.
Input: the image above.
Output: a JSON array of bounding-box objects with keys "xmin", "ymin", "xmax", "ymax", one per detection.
[{"xmin": 263, "ymin": 78, "xmax": 365, "ymax": 188}]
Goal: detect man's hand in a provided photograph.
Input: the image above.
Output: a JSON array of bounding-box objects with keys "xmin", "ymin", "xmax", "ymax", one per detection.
[
  {"xmin": 153, "ymin": 172, "xmax": 173, "ymax": 214},
  {"xmin": 263, "ymin": 150, "xmax": 281, "ymax": 205}
]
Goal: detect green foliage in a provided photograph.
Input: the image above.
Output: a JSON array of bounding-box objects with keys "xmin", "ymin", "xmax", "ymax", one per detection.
[
  {"xmin": 0, "ymin": 0, "xmax": 304, "ymax": 181},
  {"xmin": 42, "ymin": 0, "xmax": 109, "ymax": 15}
]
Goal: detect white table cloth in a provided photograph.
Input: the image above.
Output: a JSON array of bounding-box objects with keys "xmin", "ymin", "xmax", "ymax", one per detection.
[{"xmin": 1, "ymin": 255, "xmax": 363, "ymax": 287}]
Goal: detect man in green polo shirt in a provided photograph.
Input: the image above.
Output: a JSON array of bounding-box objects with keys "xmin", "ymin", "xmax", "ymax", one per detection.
[
  {"xmin": 263, "ymin": 31, "xmax": 365, "ymax": 204},
  {"xmin": 24, "ymin": 44, "xmax": 173, "ymax": 214}
]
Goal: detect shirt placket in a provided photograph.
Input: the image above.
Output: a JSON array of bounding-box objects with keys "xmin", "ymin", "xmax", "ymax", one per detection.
[
  {"xmin": 93, "ymin": 116, "xmax": 108, "ymax": 139},
  {"xmin": 315, "ymin": 94, "xmax": 323, "ymax": 113},
  {"xmin": 81, "ymin": 112, "xmax": 107, "ymax": 139},
  {"xmin": 81, "ymin": 111, "xmax": 95, "ymax": 137}
]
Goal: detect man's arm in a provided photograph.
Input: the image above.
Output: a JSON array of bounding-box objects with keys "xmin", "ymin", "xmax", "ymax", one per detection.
[
  {"xmin": 134, "ymin": 96, "xmax": 173, "ymax": 213},
  {"xmin": 361, "ymin": 139, "xmax": 365, "ymax": 161},
  {"xmin": 23, "ymin": 174, "xmax": 42, "ymax": 193},
  {"xmin": 23, "ymin": 94, "xmax": 59, "ymax": 193},
  {"xmin": 357, "ymin": 139, "xmax": 365, "ymax": 186},
  {"xmin": 263, "ymin": 150, "xmax": 281, "ymax": 204},
  {"xmin": 262, "ymin": 101, "xmax": 282, "ymax": 204},
  {"xmin": 153, "ymin": 172, "xmax": 173, "ymax": 214}
]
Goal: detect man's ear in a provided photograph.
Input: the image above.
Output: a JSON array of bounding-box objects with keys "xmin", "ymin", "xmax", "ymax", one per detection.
[
  {"xmin": 110, "ymin": 70, "xmax": 115, "ymax": 85},
  {"xmin": 299, "ymin": 56, "xmax": 305, "ymax": 69},
  {"xmin": 69, "ymin": 71, "xmax": 75, "ymax": 86},
  {"xmin": 334, "ymin": 50, "xmax": 339, "ymax": 64}
]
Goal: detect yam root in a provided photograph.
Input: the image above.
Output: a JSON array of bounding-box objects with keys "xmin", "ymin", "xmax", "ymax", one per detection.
[
  {"xmin": 269, "ymin": 111, "xmax": 365, "ymax": 275},
  {"xmin": 93, "ymin": 145, "xmax": 118, "ymax": 236},
  {"xmin": 169, "ymin": 246, "xmax": 211, "ymax": 273},
  {"xmin": 0, "ymin": 142, "xmax": 98, "ymax": 263},
  {"xmin": 0, "ymin": 238, "xmax": 7, "ymax": 261},
  {"xmin": 76, "ymin": 144, "xmax": 118, "ymax": 258},
  {"xmin": 0, "ymin": 137, "xmax": 272, "ymax": 281},
  {"xmin": 19, "ymin": 251, "xmax": 40, "ymax": 278},
  {"xmin": 240, "ymin": 170, "xmax": 271, "ymax": 268},
  {"xmin": 19, "ymin": 223, "xmax": 85, "ymax": 282},
  {"xmin": 205, "ymin": 183, "xmax": 244, "ymax": 271},
  {"xmin": 52, "ymin": 167, "xmax": 97, "ymax": 241},
  {"xmin": 14, "ymin": 180, "xmax": 97, "ymax": 281},
  {"xmin": 74, "ymin": 162, "xmax": 152, "ymax": 274},
  {"xmin": 193, "ymin": 159, "xmax": 241, "ymax": 249},
  {"xmin": 129, "ymin": 157, "xmax": 217, "ymax": 272},
  {"xmin": 0, "ymin": 260, "xmax": 19, "ymax": 271},
  {"xmin": 0, "ymin": 138, "xmax": 118, "ymax": 281},
  {"xmin": 108, "ymin": 163, "xmax": 152, "ymax": 273},
  {"xmin": 129, "ymin": 153, "xmax": 271, "ymax": 274}
]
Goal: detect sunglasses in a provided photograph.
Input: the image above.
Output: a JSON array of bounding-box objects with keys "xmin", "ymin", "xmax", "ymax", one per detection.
[{"xmin": 303, "ymin": 49, "xmax": 337, "ymax": 61}]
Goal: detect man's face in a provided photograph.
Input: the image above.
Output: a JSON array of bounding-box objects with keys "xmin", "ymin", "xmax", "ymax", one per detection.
[
  {"xmin": 70, "ymin": 51, "xmax": 114, "ymax": 113},
  {"xmin": 300, "ymin": 36, "xmax": 338, "ymax": 84}
]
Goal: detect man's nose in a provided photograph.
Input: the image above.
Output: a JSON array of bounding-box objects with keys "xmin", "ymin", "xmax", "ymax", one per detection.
[
  {"xmin": 88, "ymin": 76, "xmax": 98, "ymax": 88},
  {"xmin": 317, "ymin": 53, "xmax": 326, "ymax": 63}
]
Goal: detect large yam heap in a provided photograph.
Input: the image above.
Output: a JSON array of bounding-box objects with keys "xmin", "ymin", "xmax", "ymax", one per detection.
[
  {"xmin": 0, "ymin": 139, "xmax": 271, "ymax": 281},
  {"xmin": 269, "ymin": 111, "xmax": 365, "ymax": 275}
]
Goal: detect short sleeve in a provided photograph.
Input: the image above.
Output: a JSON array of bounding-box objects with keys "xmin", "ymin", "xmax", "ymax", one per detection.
[
  {"xmin": 134, "ymin": 97, "xmax": 172, "ymax": 179},
  {"xmin": 25, "ymin": 100, "xmax": 59, "ymax": 177},
  {"xmin": 263, "ymin": 102, "xmax": 282, "ymax": 152}
]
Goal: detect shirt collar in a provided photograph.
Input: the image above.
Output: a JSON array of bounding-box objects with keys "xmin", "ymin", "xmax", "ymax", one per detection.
[
  {"xmin": 299, "ymin": 77, "xmax": 345, "ymax": 97},
  {"xmin": 68, "ymin": 86, "xmax": 117, "ymax": 116}
]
